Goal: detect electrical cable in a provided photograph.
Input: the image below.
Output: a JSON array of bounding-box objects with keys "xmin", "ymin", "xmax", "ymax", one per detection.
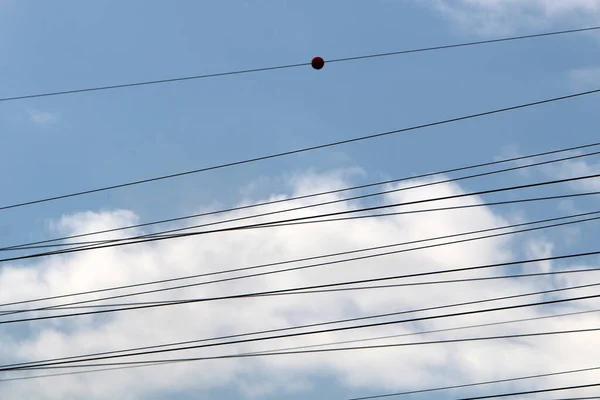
[
  {"xmin": 13, "ymin": 325, "xmax": 600, "ymax": 371},
  {"xmin": 6, "ymin": 146, "xmax": 599, "ymax": 252},
  {"xmin": 3, "ymin": 276, "xmax": 598, "ymax": 369},
  {"xmin": 3, "ymin": 87, "xmax": 600, "ymax": 212},
  {"xmin": 1, "ymin": 26, "xmax": 597, "ymax": 104},
  {"xmin": 2, "ymin": 173, "xmax": 598, "ymax": 266},
  {"xmin": 349, "ymin": 366, "xmax": 600, "ymax": 400},
  {"xmin": 456, "ymin": 382, "xmax": 600, "ymax": 399},
  {"xmin": 4, "ymin": 286, "xmax": 600, "ymax": 371},
  {"xmin": 5, "ymin": 209, "xmax": 597, "ymax": 316},
  {"xmin": 0, "ymin": 244, "xmax": 598, "ymax": 329},
  {"xmin": 0, "ymin": 211, "xmax": 600, "ymax": 315},
  {"xmin": 3, "ymin": 195, "xmax": 598, "ymax": 311},
  {"xmin": 254, "ymin": 307, "xmax": 600, "ymax": 356}
]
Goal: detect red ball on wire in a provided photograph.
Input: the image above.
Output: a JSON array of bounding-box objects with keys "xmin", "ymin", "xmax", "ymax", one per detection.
[{"xmin": 311, "ymin": 56, "xmax": 325, "ymax": 70}]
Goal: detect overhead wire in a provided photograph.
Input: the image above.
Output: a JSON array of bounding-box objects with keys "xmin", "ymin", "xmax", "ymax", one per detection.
[
  {"xmin": 2, "ymin": 192, "xmax": 598, "ymax": 312},
  {"xmin": 1, "ymin": 25, "xmax": 597, "ymax": 104},
  {"xmin": 1, "ymin": 172, "xmax": 599, "ymax": 267},
  {"xmin": 3, "ymin": 274, "xmax": 599, "ymax": 369},
  {"xmin": 4, "ymin": 143, "xmax": 599, "ymax": 252},
  {"xmin": 2, "ymin": 289, "xmax": 600, "ymax": 371},
  {"xmin": 7, "ymin": 266, "xmax": 600, "ymax": 314},
  {"xmin": 348, "ymin": 364, "xmax": 600, "ymax": 400},
  {"xmin": 2, "ymin": 249, "xmax": 600, "ymax": 325},
  {"xmin": 252, "ymin": 307, "xmax": 600, "ymax": 356},
  {"xmin": 2, "ymin": 87, "xmax": 600, "ymax": 212},
  {"xmin": 455, "ymin": 382, "xmax": 600, "ymax": 400},
  {"xmin": 3, "ymin": 207, "xmax": 599, "ymax": 316},
  {"xmin": 12, "ymin": 324, "xmax": 600, "ymax": 371},
  {"xmin": 3, "ymin": 187, "xmax": 599, "ymax": 313},
  {"xmin": 8, "ymin": 190, "xmax": 600, "ymax": 253},
  {"xmin": 4, "ymin": 333, "xmax": 600, "ymax": 388}
]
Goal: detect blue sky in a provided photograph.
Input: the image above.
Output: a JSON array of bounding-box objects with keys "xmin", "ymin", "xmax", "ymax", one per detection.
[
  {"xmin": 1, "ymin": 0, "xmax": 598, "ymax": 246},
  {"xmin": 1, "ymin": 1, "xmax": 600, "ymax": 399}
]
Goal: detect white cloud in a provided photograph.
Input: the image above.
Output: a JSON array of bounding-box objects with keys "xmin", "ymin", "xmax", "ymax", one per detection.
[
  {"xmin": 0, "ymin": 170, "xmax": 599, "ymax": 399},
  {"xmin": 429, "ymin": 0, "xmax": 600, "ymax": 35},
  {"xmin": 28, "ymin": 110, "xmax": 60, "ymax": 126}
]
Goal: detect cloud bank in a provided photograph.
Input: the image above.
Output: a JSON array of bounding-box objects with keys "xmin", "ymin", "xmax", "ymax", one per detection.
[{"xmin": 0, "ymin": 170, "xmax": 599, "ymax": 399}]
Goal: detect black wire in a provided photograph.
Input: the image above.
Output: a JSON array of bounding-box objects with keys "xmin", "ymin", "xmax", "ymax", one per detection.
[
  {"xmin": 9, "ymin": 147, "xmax": 599, "ymax": 252},
  {"xmin": 9, "ymin": 190, "xmax": 600, "ymax": 253},
  {"xmin": 1, "ymin": 25, "xmax": 596, "ymax": 105},
  {"xmin": 5, "ymin": 278, "xmax": 593, "ymax": 370},
  {"xmin": 14, "ymin": 323, "xmax": 600, "ymax": 371},
  {"xmin": 262, "ymin": 307, "xmax": 600, "ymax": 355},
  {"xmin": 276, "ymin": 267, "xmax": 600, "ymax": 296},
  {"xmin": 3, "ymin": 87, "xmax": 600, "ymax": 212},
  {"xmin": 348, "ymin": 364, "xmax": 600, "ymax": 400},
  {"xmin": 5, "ymin": 145, "xmax": 599, "ymax": 252},
  {"xmin": 3, "ymin": 193, "xmax": 597, "ymax": 311},
  {"xmin": 4, "ymin": 289, "xmax": 600, "ymax": 371},
  {"xmin": 4, "ymin": 208, "xmax": 598, "ymax": 316},
  {"xmin": 456, "ymin": 383, "xmax": 600, "ymax": 399},
  {"xmin": 208, "ymin": 191, "xmax": 600, "ymax": 230},
  {"xmin": 2, "ymin": 172, "xmax": 598, "ymax": 266},
  {"xmin": 8, "ymin": 267, "xmax": 600, "ymax": 313},
  {"xmin": 1, "ymin": 248, "xmax": 600, "ymax": 326},
  {"xmin": 4, "ymin": 335, "xmax": 600, "ymax": 388}
]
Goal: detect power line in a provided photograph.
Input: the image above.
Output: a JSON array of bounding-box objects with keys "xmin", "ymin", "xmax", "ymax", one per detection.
[
  {"xmin": 3, "ymin": 273, "xmax": 598, "ymax": 369},
  {"xmin": 9, "ymin": 190, "xmax": 600, "ymax": 253},
  {"xmin": 4, "ymin": 208, "xmax": 598, "ymax": 316},
  {"xmin": 348, "ymin": 363, "xmax": 600, "ymax": 399},
  {"xmin": 456, "ymin": 382, "xmax": 600, "ymax": 399},
  {"xmin": 2, "ymin": 172, "xmax": 599, "ymax": 266},
  {"xmin": 1, "ymin": 26, "xmax": 597, "ymax": 105},
  {"xmin": 2, "ymin": 249, "xmax": 600, "ymax": 326},
  {"xmin": 276, "ymin": 267, "xmax": 600, "ymax": 297},
  {"xmin": 14, "ymin": 324, "xmax": 600, "ymax": 371},
  {"xmin": 5, "ymin": 144, "xmax": 599, "ymax": 252},
  {"xmin": 2, "ymin": 197, "xmax": 597, "ymax": 312},
  {"xmin": 8, "ymin": 147, "xmax": 600, "ymax": 252},
  {"xmin": 4, "ymin": 335, "xmax": 600, "ymax": 388},
  {"xmin": 3, "ymin": 89, "xmax": 600, "ymax": 212},
  {"xmin": 4, "ymin": 273, "xmax": 600, "ymax": 371},
  {"xmin": 9, "ymin": 266, "xmax": 600, "ymax": 313},
  {"xmin": 257, "ymin": 307, "xmax": 600, "ymax": 356}
]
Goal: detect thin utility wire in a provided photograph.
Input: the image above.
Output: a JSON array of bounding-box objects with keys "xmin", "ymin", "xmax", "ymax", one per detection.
[
  {"xmin": 7, "ymin": 266, "xmax": 600, "ymax": 313},
  {"xmin": 5, "ymin": 143, "xmax": 599, "ymax": 252},
  {"xmin": 2, "ymin": 249, "xmax": 600, "ymax": 326},
  {"xmin": 349, "ymin": 364, "xmax": 600, "ymax": 400},
  {"xmin": 2, "ymin": 26, "xmax": 597, "ymax": 104},
  {"xmin": 8, "ymin": 147, "xmax": 600, "ymax": 252},
  {"xmin": 3, "ymin": 194, "xmax": 598, "ymax": 311},
  {"xmin": 3, "ymin": 275, "xmax": 598, "ymax": 369},
  {"xmin": 3, "ymin": 208, "xmax": 598, "ymax": 317},
  {"xmin": 255, "ymin": 307, "xmax": 600, "ymax": 356},
  {"xmin": 9, "ymin": 190, "xmax": 600, "ymax": 252},
  {"xmin": 2, "ymin": 172, "xmax": 599, "ymax": 266},
  {"xmin": 14, "ymin": 325, "xmax": 600, "ymax": 371},
  {"xmin": 5, "ymin": 282, "xmax": 600, "ymax": 371},
  {"xmin": 3, "ymin": 87, "xmax": 600, "ymax": 212},
  {"xmin": 4, "ymin": 343, "xmax": 600, "ymax": 390},
  {"xmin": 456, "ymin": 382, "xmax": 600, "ymax": 400},
  {"xmin": 276, "ymin": 267, "xmax": 600, "ymax": 297}
]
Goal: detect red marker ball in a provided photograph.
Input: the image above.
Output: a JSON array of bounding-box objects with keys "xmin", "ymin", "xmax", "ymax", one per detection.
[{"xmin": 311, "ymin": 56, "xmax": 325, "ymax": 70}]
